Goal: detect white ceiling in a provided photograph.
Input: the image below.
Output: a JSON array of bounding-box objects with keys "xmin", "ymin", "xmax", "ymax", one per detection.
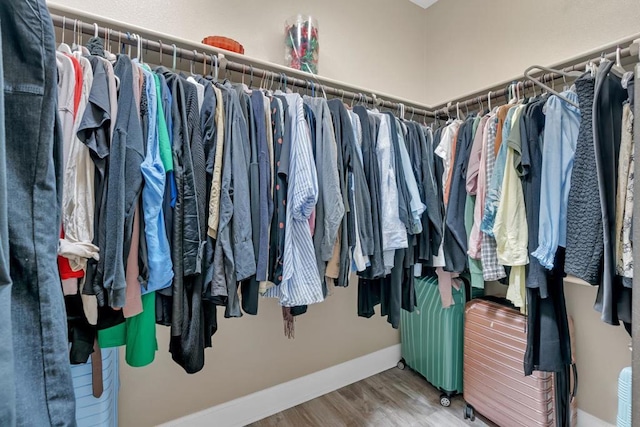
[{"xmin": 409, "ymin": 0, "xmax": 439, "ymax": 9}]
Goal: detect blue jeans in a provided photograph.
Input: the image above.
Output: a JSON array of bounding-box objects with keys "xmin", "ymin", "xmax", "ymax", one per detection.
[
  {"xmin": 1, "ymin": 0, "xmax": 76, "ymax": 425},
  {"xmin": 0, "ymin": 19, "xmax": 15, "ymax": 427}
]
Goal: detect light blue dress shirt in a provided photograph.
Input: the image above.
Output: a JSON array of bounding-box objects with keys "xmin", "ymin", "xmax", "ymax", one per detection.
[
  {"xmin": 277, "ymin": 93, "xmax": 324, "ymax": 307},
  {"xmin": 532, "ymin": 91, "xmax": 581, "ymax": 269}
]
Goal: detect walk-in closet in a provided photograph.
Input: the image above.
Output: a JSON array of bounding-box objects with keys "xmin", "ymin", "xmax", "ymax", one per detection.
[{"xmin": 0, "ymin": 1, "xmax": 638, "ymax": 426}]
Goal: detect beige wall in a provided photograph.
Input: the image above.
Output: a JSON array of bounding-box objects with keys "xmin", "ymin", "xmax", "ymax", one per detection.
[
  {"xmin": 49, "ymin": 0, "xmax": 428, "ymax": 103},
  {"xmin": 422, "ymin": 0, "xmax": 640, "ymax": 105}
]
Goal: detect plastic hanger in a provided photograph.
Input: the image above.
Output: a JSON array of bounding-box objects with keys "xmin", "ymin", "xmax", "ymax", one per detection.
[
  {"xmin": 524, "ymin": 65, "xmax": 581, "ymax": 108},
  {"xmin": 158, "ymin": 40, "xmax": 164, "ymax": 66},
  {"xmin": 249, "ymin": 66, "xmax": 254, "ymax": 89},
  {"xmin": 172, "ymin": 44, "xmax": 177, "ymax": 70},
  {"xmin": 487, "ymin": 91, "xmax": 492, "ymax": 111},
  {"xmin": 612, "ymin": 46, "xmax": 627, "ymax": 76},
  {"xmin": 58, "ymin": 16, "xmax": 72, "ymax": 53},
  {"xmin": 211, "ymin": 55, "xmax": 219, "ymax": 82},
  {"xmin": 190, "ymin": 50, "xmax": 197, "ymax": 75}
]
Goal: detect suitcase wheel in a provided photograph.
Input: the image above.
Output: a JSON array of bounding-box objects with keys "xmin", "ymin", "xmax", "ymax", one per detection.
[
  {"xmin": 439, "ymin": 394, "xmax": 451, "ymax": 407},
  {"xmin": 463, "ymin": 404, "xmax": 475, "ymax": 422},
  {"xmin": 396, "ymin": 359, "xmax": 406, "ymax": 370}
]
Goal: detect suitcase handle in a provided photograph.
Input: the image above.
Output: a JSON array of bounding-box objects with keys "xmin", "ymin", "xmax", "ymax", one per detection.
[{"xmin": 570, "ymin": 363, "xmax": 578, "ymax": 400}]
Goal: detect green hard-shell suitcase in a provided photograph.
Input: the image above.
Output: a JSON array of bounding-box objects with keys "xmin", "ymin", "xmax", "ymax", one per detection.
[{"xmin": 399, "ymin": 275, "xmax": 468, "ymax": 407}]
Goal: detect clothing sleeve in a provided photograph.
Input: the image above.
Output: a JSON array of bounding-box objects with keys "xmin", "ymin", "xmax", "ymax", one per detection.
[
  {"xmin": 481, "ymin": 139, "xmax": 508, "ymax": 237},
  {"xmin": 493, "ymin": 146, "xmax": 528, "ymax": 266},
  {"xmin": 465, "ymin": 119, "xmax": 485, "ymax": 194},
  {"xmin": 181, "ymin": 88, "xmax": 204, "ymax": 276},
  {"xmin": 291, "ymin": 113, "xmax": 318, "ymax": 221},
  {"xmin": 319, "ymin": 111, "xmax": 344, "ymax": 261},
  {"xmin": 532, "ymin": 97, "xmax": 564, "ymax": 269},
  {"xmin": 231, "ymin": 110, "xmax": 256, "ymax": 281}
]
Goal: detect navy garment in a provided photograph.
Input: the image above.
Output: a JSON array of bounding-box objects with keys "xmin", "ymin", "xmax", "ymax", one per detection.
[
  {"xmin": 0, "ymin": 21, "xmax": 12, "ymax": 425},
  {"xmin": 444, "ymin": 116, "xmax": 475, "ymax": 273},
  {"xmin": 80, "ymin": 57, "xmax": 111, "ymax": 306},
  {"xmin": 418, "ymin": 126, "xmax": 443, "ymax": 264},
  {"xmin": 521, "ymin": 98, "xmax": 548, "ymax": 295},
  {"xmin": 269, "ymin": 96, "xmax": 291, "ymax": 286},
  {"xmin": 524, "ymin": 248, "xmax": 572, "ymax": 375},
  {"xmin": 2, "ymin": 0, "xmax": 76, "ymax": 423}
]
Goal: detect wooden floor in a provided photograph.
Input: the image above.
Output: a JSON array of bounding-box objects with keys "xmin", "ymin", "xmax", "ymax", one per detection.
[{"xmin": 249, "ymin": 367, "xmax": 489, "ymax": 427}]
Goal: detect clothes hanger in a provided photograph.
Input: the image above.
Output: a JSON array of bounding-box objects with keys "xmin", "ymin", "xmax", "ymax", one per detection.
[
  {"xmin": 249, "ymin": 66, "xmax": 254, "ymax": 89},
  {"xmin": 158, "ymin": 40, "xmax": 164, "ymax": 66},
  {"xmin": 211, "ymin": 55, "xmax": 219, "ymax": 82},
  {"xmin": 612, "ymin": 46, "xmax": 627, "ymax": 76},
  {"xmin": 58, "ymin": 16, "xmax": 72, "ymax": 53},
  {"xmin": 202, "ymin": 50, "xmax": 207, "ymax": 76},
  {"xmin": 487, "ymin": 91, "xmax": 492, "ymax": 111},
  {"xmin": 190, "ymin": 50, "xmax": 198, "ymax": 76},
  {"xmin": 524, "ymin": 65, "xmax": 580, "ymax": 108},
  {"xmin": 172, "ymin": 44, "xmax": 177, "ymax": 70},
  {"xmin": 138, "ymin": 35, "xmax": 144, "ymax": 64}
]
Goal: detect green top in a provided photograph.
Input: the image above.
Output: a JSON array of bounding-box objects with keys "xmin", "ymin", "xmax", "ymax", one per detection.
[
  {"xmin": 98, "ymin": 292, "xmax": 157, "ymax": 367},
  {"xmin": 154, "ymin": 73, "xmax": 174, "ymax": 172}
]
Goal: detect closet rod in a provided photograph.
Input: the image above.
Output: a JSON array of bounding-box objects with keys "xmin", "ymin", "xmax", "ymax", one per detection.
[
  {"xmin": 48, "ymin": 10, "xmax": 436, "ymax": 119},
  {"xmin": 431, "ymin": 45, "xmax": 635, "ymax": 117}
]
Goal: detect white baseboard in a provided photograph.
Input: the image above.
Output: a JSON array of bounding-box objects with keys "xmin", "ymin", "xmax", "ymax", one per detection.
[
  {"xmin": 159, "ymin": 344, "xmax": 402, "ymax": 427},
  {"xmin": 577, "ymin": 409, "xmax": 614, "ymax": 427}
]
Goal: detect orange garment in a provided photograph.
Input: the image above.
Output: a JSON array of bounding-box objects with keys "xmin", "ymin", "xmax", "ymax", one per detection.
[{"xmin": 494, "ymin": 105, "xmax": 511, "ymax": 156}]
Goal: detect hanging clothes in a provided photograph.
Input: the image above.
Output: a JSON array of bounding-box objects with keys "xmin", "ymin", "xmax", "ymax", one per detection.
[
  {"xmin": 565, "ymin": 74, "xmax": 600, "ymax": 284},
  {"xmin": 592, "ymin": 60, "xmax": 632, "ymax": 328},
  {"xmin": 531, "ymin": 91, "xmax": 580, "ymax": 269}
]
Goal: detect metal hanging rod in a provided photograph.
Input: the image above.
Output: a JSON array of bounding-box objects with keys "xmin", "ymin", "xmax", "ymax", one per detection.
[
  {"xmin": 431, "ymin": 44, "xmax": 637, "ymax": 118},
  {"xmin": 48, "ymin": 4, "xmax": 640, "ymax": 122},
  {"xmin": 49, "ymin": 9, "xmax": 435, "ymax": 119}
]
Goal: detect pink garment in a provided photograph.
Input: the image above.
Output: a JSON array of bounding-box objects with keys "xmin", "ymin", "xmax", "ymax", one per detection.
[
  {"xmin": 436, "ymin": 267, "xmax": 460, "ymax": 309},
  {"xmin": 468, "ymin": 114, "xmax": 495, "ymax": 259},
  {"xmin": 466, "ymin": 116, "xmax": 489, "ymax": 194},
  {"xmin": 123, "ymin": 204, "xmax": 143, "ymax": 318}
]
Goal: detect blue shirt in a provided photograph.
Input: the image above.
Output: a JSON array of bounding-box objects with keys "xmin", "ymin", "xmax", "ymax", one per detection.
[
  {"xmin": 481, "ymin": 105, "xmax": 517, "ymax": 236},
  {"xmin": 532, "ymin": 91, "xmax": 581, "ymax": 269},
  {"xmin": 270, "ymin": 94, "xmax": 323, "ymax": 307},
  {"xmin": 137, "ymin": 63, "xmax": 174, "ymax": 293}
]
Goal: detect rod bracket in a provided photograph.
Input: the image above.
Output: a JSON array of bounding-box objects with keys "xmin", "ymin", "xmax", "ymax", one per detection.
[{"xmin": 631, "ymin": 39, "xmax": 640, "ymax": 60}]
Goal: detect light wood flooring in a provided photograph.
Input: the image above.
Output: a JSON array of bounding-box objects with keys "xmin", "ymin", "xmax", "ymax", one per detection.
[{"xmin": 249, "ymin": 367, "xmax": 489, "ymax": 427}]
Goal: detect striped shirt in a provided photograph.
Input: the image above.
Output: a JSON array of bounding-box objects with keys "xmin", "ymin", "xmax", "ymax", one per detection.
[{"xmin": 267, "ymin": 94, "xmax": 323, "ymax": 307}]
